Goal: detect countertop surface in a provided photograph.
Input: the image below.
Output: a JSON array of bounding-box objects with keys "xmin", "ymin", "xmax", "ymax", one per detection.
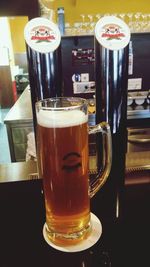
[
  {"xmin": 0, "ymin": 161, "xmax": 37, "ymax": 183},
  {"xmin": 0, "ymin": 177, "xmax": 149, "ymax": 267},
  {"xmin": 4, "ymin": 86, "xmax": 33, "ymax": 123}
]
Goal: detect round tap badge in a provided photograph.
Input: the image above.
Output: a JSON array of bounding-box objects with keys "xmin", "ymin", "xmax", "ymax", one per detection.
[
  {"xmin": 24, "ymin": 17, "xmax": 61, "ymax": 53},
  {"xmin": 95, "ymin": 16, "xmax": 130, "ymax": 51}
]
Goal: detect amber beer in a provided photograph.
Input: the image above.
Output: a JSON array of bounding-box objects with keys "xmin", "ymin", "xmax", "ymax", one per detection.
[
  {"xmin": 36, "ymin": 97, "xmax": 112, "ymax": 246},
  {"xmin": 37, "ymin": 104, "xmax": 90, "ymax": 244}
]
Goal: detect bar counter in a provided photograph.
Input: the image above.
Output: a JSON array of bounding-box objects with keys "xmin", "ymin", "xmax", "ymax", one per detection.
[{"xmin": 0, "ymin": 175, "xmax": 149, "ymax": 267}]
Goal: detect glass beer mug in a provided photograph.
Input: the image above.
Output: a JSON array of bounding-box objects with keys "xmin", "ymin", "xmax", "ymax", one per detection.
[{"xmin": 36, "ymin": 97, "xmax": 112, "ymax": 246}]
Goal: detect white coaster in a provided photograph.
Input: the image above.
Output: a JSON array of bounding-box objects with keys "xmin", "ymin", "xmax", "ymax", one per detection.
[{"xmin": 43, "ymin": 213, "xmax": 102, "ymax": 253}]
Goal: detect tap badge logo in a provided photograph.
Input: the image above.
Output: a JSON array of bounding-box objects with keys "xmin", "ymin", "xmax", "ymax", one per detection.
[
  {"xmin": 95, "ymin": 16, "xmax": 130, "ymax": 51},
  {"xmin": 101, "ymin": 24, "xmax": 125, "ymax": 40},
  {"xmin": 31, "ymin": 26, "xmax": 56, "ymax": 43},
  {"xmin": 24, "ymin": 17, "xmax": 61, "ymax": 53}
]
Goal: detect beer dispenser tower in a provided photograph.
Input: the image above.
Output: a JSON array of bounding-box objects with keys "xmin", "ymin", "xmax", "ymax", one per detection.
[
  {"xmin": 91, "ymin": 16, "xmax": 131, "ymax": 222},
  {"xmin": 24, "ymin": 17, "xmax": 62, "ymax": 132}
]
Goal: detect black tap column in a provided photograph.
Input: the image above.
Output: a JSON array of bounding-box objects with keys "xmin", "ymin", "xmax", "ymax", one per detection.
[
  {"xmin": 92, "ymin": 16, "xmax": 130, "ymax": 222},
  {"xmin": 24, "ymin": 18, "xmax": 62, "ymax": 131}
]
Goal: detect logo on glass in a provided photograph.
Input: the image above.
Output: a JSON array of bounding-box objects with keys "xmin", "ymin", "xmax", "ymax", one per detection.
[{"xmin": 62, "ymin": 152, "xmax": 82, "ymax": 172}]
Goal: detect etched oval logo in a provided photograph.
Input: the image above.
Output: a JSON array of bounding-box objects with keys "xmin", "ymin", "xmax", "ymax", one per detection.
[{"xmin": 62, "ymin": 152, "xmax": 82, "ymax": 172}]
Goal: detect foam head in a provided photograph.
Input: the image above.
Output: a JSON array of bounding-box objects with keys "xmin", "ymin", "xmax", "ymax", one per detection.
[{"xmin": 37, "ymin": 109, "xmax": 88, "ymax": 128}]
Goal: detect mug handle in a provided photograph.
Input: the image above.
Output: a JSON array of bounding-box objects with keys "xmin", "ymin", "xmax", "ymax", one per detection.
[{"xmin": 89, "ymin": 121, "xmax": 112, "ymax": 198}]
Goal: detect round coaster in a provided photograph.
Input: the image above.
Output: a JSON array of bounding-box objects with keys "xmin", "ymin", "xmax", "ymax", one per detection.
[{"xmin": 43, "ymin": 212, "xmax": 102, "ymax": 252}]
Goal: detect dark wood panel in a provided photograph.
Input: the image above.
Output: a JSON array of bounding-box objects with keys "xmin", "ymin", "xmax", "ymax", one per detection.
[
  {"xmin": 0, "ymin": 66, "xmax": 15, "ymax": 108},
  {"xmin": 0, "ymin": 0, "xmax": 39, "ymax": 19}
]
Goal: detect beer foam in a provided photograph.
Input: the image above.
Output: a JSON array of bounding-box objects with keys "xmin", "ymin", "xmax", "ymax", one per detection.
[{"xmin": 37, "ymin": 109, "xmax": 88, "ymax": 128}]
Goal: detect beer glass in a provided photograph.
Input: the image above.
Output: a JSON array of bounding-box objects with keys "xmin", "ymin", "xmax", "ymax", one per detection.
[{"xmin": 36, "ymin": 97, "xmax": 112, "ymax": 246}]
